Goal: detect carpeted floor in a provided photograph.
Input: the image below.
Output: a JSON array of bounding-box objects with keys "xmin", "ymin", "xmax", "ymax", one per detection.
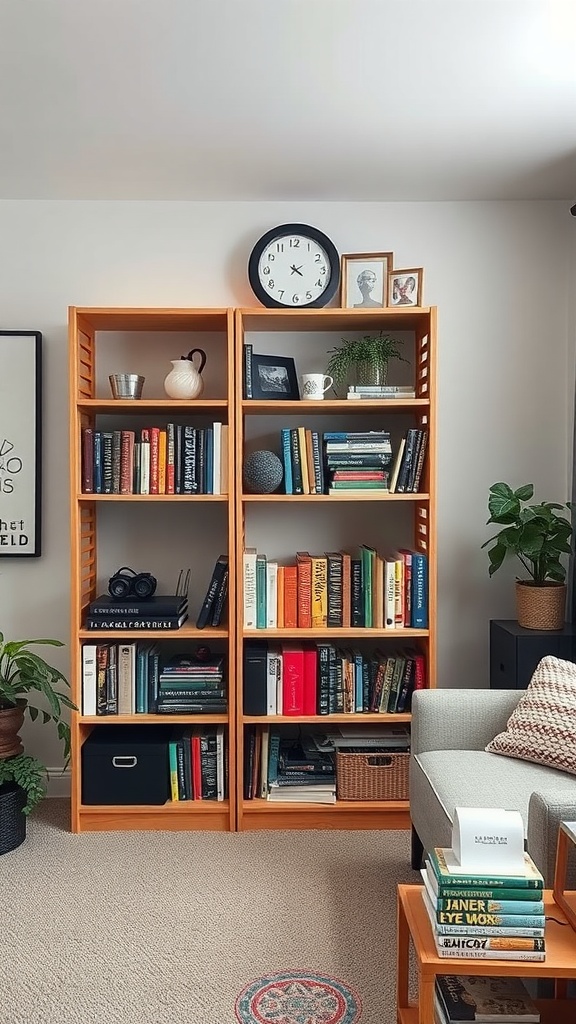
[{"xmin": 2, "ymin": 799, "xmax": 418, "ymax": 1024}]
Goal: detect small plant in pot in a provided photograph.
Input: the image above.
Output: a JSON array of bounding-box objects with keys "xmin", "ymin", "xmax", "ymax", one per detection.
[
  {"xmin": 0, "ymin": 633, "xmax": 75, "ymax": 854},
  {"xmin": 326, "ymin": 331, "xmax": 408, "ymax": 393},
  {"xmin": 481, "ymin": 482, "xmax": 575, "ymax": 630}
]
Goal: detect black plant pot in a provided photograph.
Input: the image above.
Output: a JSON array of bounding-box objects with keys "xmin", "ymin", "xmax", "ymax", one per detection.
[{"xmin": 0, "ymin": 782, "xmax": 26, "ymax": 854}]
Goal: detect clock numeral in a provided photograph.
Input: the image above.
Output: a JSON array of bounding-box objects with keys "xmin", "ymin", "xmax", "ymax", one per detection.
[
  {"xmin": 307, "ymin": 243, "xmax": 311, "ymax": 251},
  {"xmin": 320, "ymin": 266, "xmax": 326, "ymax": 275},
  {"xmin": 305, "ymin": 291, "xmax": 312, "ymax": 300},
  {"xmin": 314, "ymin": 254, "xmax": 321, "ymax": 262},
  {"xmin": 316, "ymin": 279, "xmax": 323, "ymax": 288},
  {"xmin": 292, "ymin": 293, "xmax": 300, "ymax": 304},
  {"xmin": 278, "ymin": 289, "xmax": 284, "ymax": 299},
  {"xmin": 268, "ymin": 279, "xmax": 274, "ymax": 289},
  {"xmin": 276, "ymin": 243, "xmax": 284, "ymax": 252},
  {"xmin": 262, "ymin": 266, "xmax": 270, "ymax": 275},
  {"xmin": 267, "ymin": 252, "xmax": 275, "ymax": 261},
  {"xmin": 290, "ymin": 238, "xmax": 300, "ymax": 247}
]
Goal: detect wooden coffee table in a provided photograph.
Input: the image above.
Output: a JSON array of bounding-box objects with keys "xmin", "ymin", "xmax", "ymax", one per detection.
[{"xmin": 397, "ymin": 884, "xmax": 576, "ymax": 1024}]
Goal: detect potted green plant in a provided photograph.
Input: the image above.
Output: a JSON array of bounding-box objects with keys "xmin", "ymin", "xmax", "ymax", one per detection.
[
  {"xmin": 326, "ymin": 331, "xmax": 408, "ymax": 392},
  {"xmin": 0, "ymin": 633, "xmax": 75, "ymax": 854},
  {"xmin": 481, "ymin": 482, "xmax": 575, "ymax": 630}
]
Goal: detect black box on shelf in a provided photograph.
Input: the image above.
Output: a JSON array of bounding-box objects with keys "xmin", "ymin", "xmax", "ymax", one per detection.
[{"xmin": 81, "ymin": 725, "xmax": 172, "ymax": 805}]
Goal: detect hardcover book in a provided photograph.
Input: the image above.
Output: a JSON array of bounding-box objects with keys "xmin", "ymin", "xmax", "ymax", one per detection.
[{"xmin": 435, "ymin": 974, "xmax": 540, "ymax": 1022}]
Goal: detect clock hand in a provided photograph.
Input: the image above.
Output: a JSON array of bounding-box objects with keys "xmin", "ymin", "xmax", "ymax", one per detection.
[{"xmin": 290, "ymin": 265, "xmax": 304, "ymax": 276}]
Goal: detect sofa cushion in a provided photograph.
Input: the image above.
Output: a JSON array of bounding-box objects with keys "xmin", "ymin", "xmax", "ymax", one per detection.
[
  {"xmin": 486, "ymin": 655, "xmax": 576, "ymax": 774},
  {"xmin": 414, "ymin": 749, "xmax": 576, "ymax": 834}
]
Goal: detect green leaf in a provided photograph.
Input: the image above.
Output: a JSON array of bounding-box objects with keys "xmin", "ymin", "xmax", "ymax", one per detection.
[{"xmin": 514, "ymin": 484, "xmax": 534, "ymax": 501}]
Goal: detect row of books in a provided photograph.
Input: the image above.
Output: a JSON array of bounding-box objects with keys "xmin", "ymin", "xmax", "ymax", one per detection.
[
  {"xmin": 243, "ymin": 547, "xmax": 428, "ymax": 630},
  {"xmin": 243, "ymin": 642, "xmax": 426, "ymax": 716},
  {"xmin": 81, "ymin": 423, "xmax": 229, "ymax": 495},
  {"xmin": 84, "ymin": 557, "xmax": 229, "ymax": 632},
  {"xmin": 422, "ymin": 847, "xmax": 546, "ymax": 962},
  {"xmin": 168, "ymin": 726, "xmax": 226, "ymax": 801},
  {"xmin": 81, "ymin": 644, "xmax": 227, "ymax": 715},
  {"xmin": 244, "ymin": 728, "xmax": 336, "ymax": 803},
  {"xmin": 323, "ymin": 430, "xmax": 391, "ymax": 494}
]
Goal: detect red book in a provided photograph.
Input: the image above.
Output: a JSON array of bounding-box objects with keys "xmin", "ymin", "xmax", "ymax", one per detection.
[
  {"xmin": 281, "ymin": 645, "xmax": 305, "ymax": 715},
  {"xmin": 302, "ymin": 645, "xmax": 317, "ymax": 715},
  {"xmin": 149, "ymin": 426, "xmax": 160, "ymax": 494},
  {"xmin": 413, "ymin": 651, "xmax": 426, "ymax": 691}
]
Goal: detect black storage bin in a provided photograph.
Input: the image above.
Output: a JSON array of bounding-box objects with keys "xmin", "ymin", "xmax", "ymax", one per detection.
[{"xmin": 82, "ymin": 726, "xmax": 172, "ymax": 805}]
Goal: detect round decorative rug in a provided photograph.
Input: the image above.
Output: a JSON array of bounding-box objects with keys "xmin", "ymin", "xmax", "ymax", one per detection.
[{"xmin": 234, "ymin": 971, "xmax": 362, "ymax": 1024}]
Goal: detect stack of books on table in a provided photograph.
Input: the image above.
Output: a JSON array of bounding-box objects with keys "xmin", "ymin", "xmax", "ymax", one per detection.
[
  {"xmin": 85, "ymin": 594, "xmax": 188, "ymax": 631},
  {"xmin": 323, "ymin": 431, "xmax": 392, "ymax": 495},
  {"xmin": 156, "ymin": 654, "xmax": 227, "ymax": 714},
  {"xmin": 433, "ymin": 974, "xmax": 540, "ymax": 1024},
  {"xmin": 421, "ymin": 847, "xmax": 546, "ymax": 962},
  {"xmin": 346, "ymin": 385, "xmax": 416, "ymax": 400}
]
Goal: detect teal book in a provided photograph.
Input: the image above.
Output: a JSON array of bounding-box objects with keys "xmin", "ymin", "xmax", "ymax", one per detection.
[
  {"xmin": 256, "ymin": 554, "xmax": 267, "ymax": 629},
  {"xmin": 429, "ymin": 848, "xmax": 544, "ymax": 889}
]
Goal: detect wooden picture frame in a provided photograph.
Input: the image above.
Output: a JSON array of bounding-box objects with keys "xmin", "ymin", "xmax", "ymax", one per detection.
[
  {"xmin": 387, "ymin": 267, "xmax": 424, "ymax": 308},
  {"xmin": 250, "ymin": 353, "xmax": 300, "ymax": 400},
  {"xmin": 340, "ymin": 252, "xmax": 394, "ymax": 309},
  {"xmin": 0, "ymin": 331, "xmax": 42, "ymax": 556}
]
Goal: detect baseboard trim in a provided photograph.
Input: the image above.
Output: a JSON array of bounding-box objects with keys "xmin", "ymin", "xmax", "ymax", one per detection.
[{"xmin": 46, "ymin": 767, "xmax": 71, "ymax": 798}]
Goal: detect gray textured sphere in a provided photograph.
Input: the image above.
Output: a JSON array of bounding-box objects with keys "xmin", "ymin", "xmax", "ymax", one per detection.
[{"xmin": 243, "ymin": 450, "xmax": 284, "ymax": 494}]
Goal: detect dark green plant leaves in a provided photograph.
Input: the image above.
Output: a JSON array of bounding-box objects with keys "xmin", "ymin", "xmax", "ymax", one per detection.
[
  {"xmin": 0, "ymin": 754, "xmax": 47, "ymax": 814},
  {"xmin": 482, "ymin": 481, "xmax": 575, "ymax": 584}
]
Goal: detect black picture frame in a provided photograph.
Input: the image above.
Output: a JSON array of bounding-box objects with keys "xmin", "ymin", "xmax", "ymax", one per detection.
[
  {"xmin": 0, "ymin": 331, "xmax": 42, "ymax": 557},
  {"xmin": 250, "ymin": 353, "xmax": 300, "ymax": 400}
]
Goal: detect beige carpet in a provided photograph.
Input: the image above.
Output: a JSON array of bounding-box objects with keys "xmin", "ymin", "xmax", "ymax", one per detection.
[{"xmin": 2, "ymin": 800, "xmax": 417, "ymax": 1024}]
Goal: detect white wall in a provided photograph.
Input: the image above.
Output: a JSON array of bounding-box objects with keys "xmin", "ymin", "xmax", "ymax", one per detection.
[{"xmin": 0, "ymin": 199, "xmax": 572, "ymax": 769}]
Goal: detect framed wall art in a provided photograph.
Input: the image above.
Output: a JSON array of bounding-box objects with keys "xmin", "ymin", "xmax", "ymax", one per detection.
[
  {"xmin": 340, "ymin": 252, "xmax": 394, "ymax": 309},
  {"xmin": 0, "ymin": 331, "xmax": 42, "ymax": 556},
  {"xmin": 250, "ymin": 353, "xmax": 300, "ymax": 400},
  {"xmin": 387, "ymin": 267, "xmax": 424, "ymax": 308}
]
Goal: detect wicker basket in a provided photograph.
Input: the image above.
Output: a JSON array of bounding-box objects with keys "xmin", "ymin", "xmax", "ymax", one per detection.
[
  {"xmin": 336, "ymin": 750, "xmax": 410, "ymax": 801},
  {"xmin": 515, "ymin": 581, "xmax": 566, "ymax": 631},
  {"xmin": 0, "ymin": 783, "xmax": 26, "ymax": 855}
]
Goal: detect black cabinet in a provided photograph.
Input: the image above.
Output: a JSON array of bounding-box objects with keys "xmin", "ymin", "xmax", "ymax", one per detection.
[{"xmin": 490, "ymin": 619, "xmax": 576, "ymax": 690}]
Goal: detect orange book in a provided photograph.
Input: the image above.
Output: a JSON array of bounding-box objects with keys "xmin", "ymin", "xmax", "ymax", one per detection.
[
  {"xmin": 310, "ymin": 556, "xmax": 327, "ymax": 628},
  {"xmin": 158, "ymin": 430, "xmax": 167, "ymax": 494},
  {"xmin": 340, "ymin": 550, "xmax": 351, "ymax": 628},
  {"xmin": 296, "ymin": 551, "xmax": 312, "ymax": 628},
  {"xmin": 277, "ymin": 565, "xmax": 285, "ymax": 628},
  {"xmin": 283, "ymin": 565, "xmax": 298, "ymax": 629}
]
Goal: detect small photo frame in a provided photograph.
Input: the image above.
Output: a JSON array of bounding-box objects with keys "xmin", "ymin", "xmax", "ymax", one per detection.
[
  {"xmin": 340, "ymin": 252, "xmax": 394, "ymax": 309},
  {"xmin": 251, "ymin": 353, "xmax": 300, "ymax": 400},
  {"xmin": 387, "ymin": 268, "xmax": 423, "ymax": 308}
]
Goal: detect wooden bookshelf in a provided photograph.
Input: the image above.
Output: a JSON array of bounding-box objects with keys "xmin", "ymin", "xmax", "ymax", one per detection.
[
  {"xmin": 235, "ymin": 306, "xmax": 437, "ymax": 832},
  {"xmin": 68, "ymin": 307, "xmax": 236, "ymax": 833}
]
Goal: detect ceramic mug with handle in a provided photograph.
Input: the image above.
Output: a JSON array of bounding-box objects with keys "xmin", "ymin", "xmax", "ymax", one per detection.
[{"xmin": 301, "ymin": 373, "xmax": 334, "ymax": 400}]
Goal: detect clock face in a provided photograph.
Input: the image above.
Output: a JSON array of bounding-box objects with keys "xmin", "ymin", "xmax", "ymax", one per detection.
[{"xmin": 248, "ymin": 223, "xmax": 340, "ymax": 309}]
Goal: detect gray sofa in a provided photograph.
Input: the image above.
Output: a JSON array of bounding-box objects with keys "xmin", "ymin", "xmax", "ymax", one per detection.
[{"xmin": 410, "ymin": 688, "xmax": 576, "ymax": 886}]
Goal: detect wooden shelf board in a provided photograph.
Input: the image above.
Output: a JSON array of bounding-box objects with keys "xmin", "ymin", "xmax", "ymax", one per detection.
[
  {"xmin": 78, "ymin": 493, "xmax": 228, "ymax": 502},
  {"xmin": 243, "ymin": 798, "xmax": 408, "ymax": 813},
  {"xmin": 73, "ymin": 307, "xmax": 230, "ymax": 332},
  {"xmin": 78, "ymin": 714, "xmax": 229, "ymax": 725},
  {"xmin": 243, "ymin": 627, "xmax": 428, "ymax": 638},
  {"xmin": 76, "ymin": 398, "xmax": 227, "ymax": 412},
  {"xmin": 78, "ymin": 624, "xmax": 228, "ymax": 639},
  {"xmin": 240, "ymin": 800, "xmax": 410, "ymax": 831},
  {"xmin": 242, "ymin": 713, "xmax": 411, "ymax": 724},
  {"xmin": 80, "ymin": 800, "xmax": 228, "ymax": 814},
  {"xmin": 242, "ymin": 399, "xmax": 428, "ymax": 414},
  {"xmin": 242, "ymin": 493, "xmax": 428, "ymax": 502},
  {"xmin": 237, "ymin": 307, "xmax": 432, "ymax": 332},
  {"xmin": 76, "ymin": 800, "xmax": 231, "ymax": 832}
]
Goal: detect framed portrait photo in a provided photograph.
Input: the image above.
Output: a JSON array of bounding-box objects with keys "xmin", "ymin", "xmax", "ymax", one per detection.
[
  {"xmin": 387, "ymin": 267, "xmax": 423, "ymax": 308},
  {"xmin": 251, "ymin": 353, "xmax": 300, "ymax": 400},
  {"xmin": 340, "ymin": 252, "xmax": 394, "ymax": 309},
  {"xmin": 0, "ymin": 331, "xmax": 42, "ymax": 557}
]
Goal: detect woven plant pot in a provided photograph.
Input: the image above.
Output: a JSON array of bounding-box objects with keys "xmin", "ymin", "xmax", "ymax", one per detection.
[
  {"xmin": 355, "ymin": 357, "xmax": 388, "ymax": 387},
  {"xmin": 515, "ymin": 580, "xmax": 566, "ymax": 631},
  {"xmin": 0, "ymin": 782, "xmax": 26, "ymax": 855},
  {"xmin": 0, "ymin": 702, "xmax": 25, "ymax": 758}
]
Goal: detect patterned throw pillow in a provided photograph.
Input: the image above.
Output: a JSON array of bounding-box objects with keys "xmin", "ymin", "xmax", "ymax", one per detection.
[{"xmin": 486, "ymin": 655, "xmax": 576, "ymax": 775}]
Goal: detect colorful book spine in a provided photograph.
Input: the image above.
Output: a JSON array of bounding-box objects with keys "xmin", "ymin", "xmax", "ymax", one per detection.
[{"xmin": 434, "ymin": 897, "xmax": 544, "ymax": 915}]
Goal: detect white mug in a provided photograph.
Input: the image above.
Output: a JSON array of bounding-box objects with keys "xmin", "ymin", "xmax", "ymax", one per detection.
[{"xmin": 301, "ymin": 373, "xmax": 334, "ymax": 400}]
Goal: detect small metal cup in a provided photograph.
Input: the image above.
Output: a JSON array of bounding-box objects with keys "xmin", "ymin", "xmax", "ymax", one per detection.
[{"xmin": 109, "ymin": 374, "xmax": 145, "ymax": 400}]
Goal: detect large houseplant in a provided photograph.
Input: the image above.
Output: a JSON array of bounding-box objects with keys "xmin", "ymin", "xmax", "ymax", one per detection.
[
  {"xmin": 0, "ymin": 634, "xmax": 75, "ymax": 853},
  {"xmin": 326, "ymin": 331, "xmax": 408, "ymax": 391},
  {"xmin": 481, "ymin": 482, "xmax": 575, "ymax": 629}
]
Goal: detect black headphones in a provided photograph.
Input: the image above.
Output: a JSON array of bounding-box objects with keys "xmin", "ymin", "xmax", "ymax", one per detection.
[{"xmin": 108, "ymin": 566, "xmax": 157, "ymax": 600}]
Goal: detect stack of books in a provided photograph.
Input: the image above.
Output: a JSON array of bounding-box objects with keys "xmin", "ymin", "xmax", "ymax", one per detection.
[
  {"xmin": 346, "ymin": 385, "xmax": 416, "ymax": 400},
  {"xmin": 324, "ymin": 431, "xmax": 392, "ymax": 494},
  {"xmin": 85, "ymin": 594, "xmax": 188, "ymax": 631},
  {"xmin": 267, "ymin": 733, "xmax": 336, "ymax": 803},
  {"xmin": 156, "ymin": 654, "xmax": 227, "ymax": 714},
  {"xmin": 421, "ymin": 847, "xmax": 546, "ymax": 962},
  {"xmin": 434, "ymin": 974, "xmax": 540, "ymax": 1024}
]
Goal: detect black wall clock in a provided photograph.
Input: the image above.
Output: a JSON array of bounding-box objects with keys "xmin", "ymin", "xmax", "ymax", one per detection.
[{"xmin": 248, "ymin": 223, "xmax": 340, "ymax": 309}]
